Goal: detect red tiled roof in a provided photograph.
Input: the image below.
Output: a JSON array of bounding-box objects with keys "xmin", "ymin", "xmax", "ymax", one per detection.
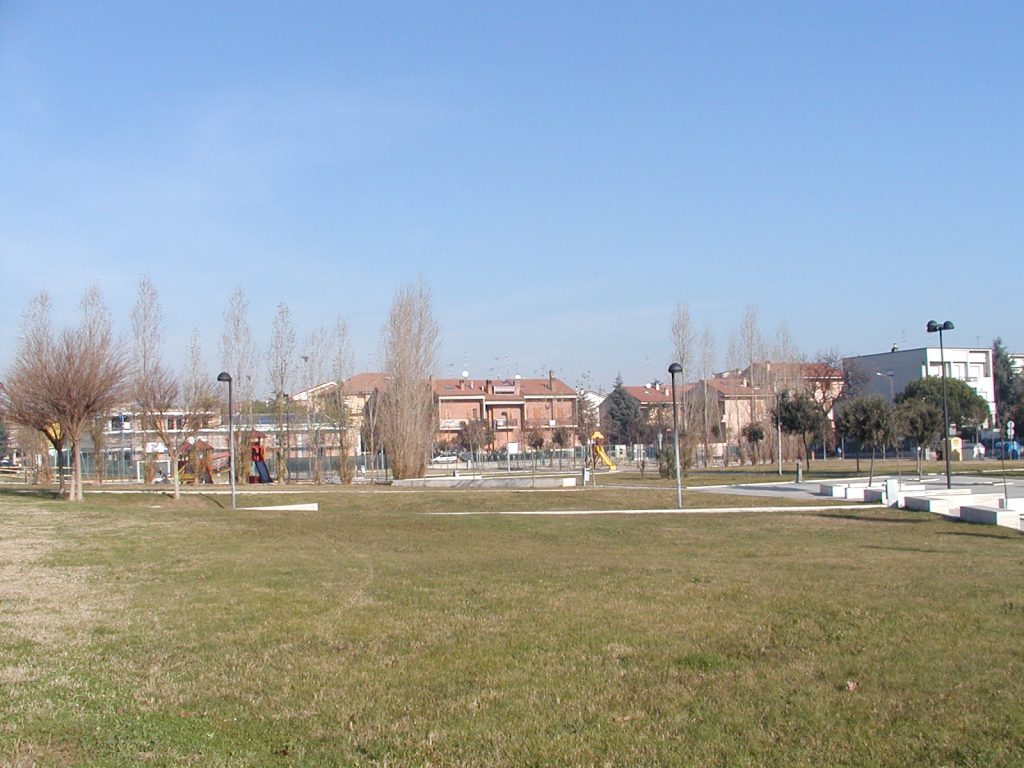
[
  {"xmin": 622, "ymin": 385, "xmax": 673, "ymax": 405},
  {"xmin": 433, "ymin": 378, "xmax": 488, "ymax": 397},
  {"xmin": 345, "ymin": 372, "xmax": 388, "ymax": 394},
  {"xmin": 519, "ymin": 377, "xmax": 575, "ymax": 397},
  {"xmin": 432, "ymin": 377, "xmax": 577, "ymax": 400}
]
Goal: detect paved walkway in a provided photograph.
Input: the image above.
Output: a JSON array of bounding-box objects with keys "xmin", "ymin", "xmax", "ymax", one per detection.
[{"xmin": 430, "ymin": 504, "xmax": 867, "ymax": 516}]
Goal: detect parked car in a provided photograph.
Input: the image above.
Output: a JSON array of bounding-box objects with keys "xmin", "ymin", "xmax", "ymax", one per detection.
[
  {"xmin": 429, "ymin": 453, "xmax": 459, "ymax": 465},
  {"xmin": 991, "ymin": 440, "xmax": 1022, "ymax": 460}
]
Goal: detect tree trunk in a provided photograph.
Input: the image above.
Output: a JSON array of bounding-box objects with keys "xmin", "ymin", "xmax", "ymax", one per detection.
[{"xmin": 170, "ymin": 449, "xmax": 181, "ymax": 500}]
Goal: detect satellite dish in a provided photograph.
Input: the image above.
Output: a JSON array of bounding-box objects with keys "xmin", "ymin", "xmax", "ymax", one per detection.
[{"xmin": 461, "ymin": 370, "xmax": 469, "ymax": 378}]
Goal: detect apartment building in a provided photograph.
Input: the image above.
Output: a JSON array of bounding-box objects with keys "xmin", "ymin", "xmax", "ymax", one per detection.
[
  {"xmin": 843, "ymin": 346, "xmax": 996, "ymax": 424},
  {"xmin": 434, "ymin": 373, "xmax": 577, "ymax": 450}
]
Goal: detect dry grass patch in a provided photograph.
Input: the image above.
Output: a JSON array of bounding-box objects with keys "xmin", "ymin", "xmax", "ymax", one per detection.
[{"xmin": 1, "ymin": 487, "xmax": 1022, "ymax": 766}]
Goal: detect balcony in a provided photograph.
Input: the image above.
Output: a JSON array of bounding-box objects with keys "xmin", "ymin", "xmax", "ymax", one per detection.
[{"xmin": 439, "ymin": 419, "xmax": 467, "ymax": 431}]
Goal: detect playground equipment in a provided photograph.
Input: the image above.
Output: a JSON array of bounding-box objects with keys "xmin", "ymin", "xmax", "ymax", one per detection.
[
  {"xmin": 249, "ymin": 436, "xmax": 272, "ymax": 483},
  {"xmin": 177, "ymin": 438, "xmax": 214, "ymax": 484},
  {"xmin": 590, "ymin": 430, "xmax": 617, "ymax": 471}
]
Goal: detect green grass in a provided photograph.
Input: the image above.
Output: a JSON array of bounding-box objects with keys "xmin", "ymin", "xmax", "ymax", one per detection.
[{"xmin": 2, "ymin": 486, "xmax": 1023, "ymax": 767}]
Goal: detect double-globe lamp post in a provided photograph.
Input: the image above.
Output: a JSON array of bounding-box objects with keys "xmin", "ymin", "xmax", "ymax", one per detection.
[
  {"xmin": 217, "ymin": 372, "xmax": 237, "ymax": 509},
  {"xmin": 668, "ymin": 362, "xmax": 683, "ymax": 509},
  {"xmin": 926, "ymin": 320, "xmax": 954, "ymax": 490}
]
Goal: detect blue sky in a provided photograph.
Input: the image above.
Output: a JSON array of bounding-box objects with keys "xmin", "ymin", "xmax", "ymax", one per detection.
[{"xmin": 2, "ymin": 1, "xmax": 1021, "ymax": 392}]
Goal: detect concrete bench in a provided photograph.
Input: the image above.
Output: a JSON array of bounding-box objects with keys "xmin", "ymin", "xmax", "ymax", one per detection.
[
  {"xmin": 817, "ymin": 481, "xmax": 870, "ymax": 498},
  {"xmin": 905, "ymin": 495, "xmax": 964, "ymax": 513},
  {"xmin": 959, "ymin": 505, "xmax": 1024, "ymax": 530}
]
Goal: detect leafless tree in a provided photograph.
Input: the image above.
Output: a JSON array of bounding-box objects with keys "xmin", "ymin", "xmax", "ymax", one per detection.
[
  {"xmin": 722, "ymin": 331, "xmax": 743, "ymax": 466},
  {"xmin": 220, "ymin": 287, "xmax": 258, "ymax": 484},
  {"xmin": 737, "ymin": 304, "xmax": 771, "ymax": 464},
  {"xmin": 805, "ymin": 348, "xmax": 845, "ymax": 454},
  {"xmin": 670, "ymin": 301, "xmax": 695, "ymax": 430},
  {"xmin": 51, "ymin": 287, "xmax": 127, "ymax": 501},
  {"xmin": 770, "ymin": 321, "xmax": 799, "ymax": 368},
  {"xmin": 301, "ymin": 325, "xmax": 330, "ymax": 483},
  {"xmin": 575, "ymin": 391, "xmax": 599, "ymax": 467},
  {"xmin": 267, "ymin": 302, "xmax": 297, "ymax": 483},
  {"xmin": 321, "ymin": 318, "xmax": 354, "ymax": 482},
  {"xmin": 696, "ymin": 324, "xmax": 719, "ymax": 467},
  {"xmin": 765, "ymin": 320, "xmax": 801, "ymax": 465},
  {"xmin": 378, "ymin": 280, "xmax": 440, "ymax": 480},
  {"xmin": 88, "ymin": 415, "xmax": 108, "ymax": 483},
  {"xmin": 135, "ymin": 351, "xmax": 218, "ymax": 501},
  {"xmin": 1, "ymin": 293, "xmax": 66, "ymax": 492},
  {"xmin": 130, "ymin": 277, "xmax": 163, "ymax": 483}
]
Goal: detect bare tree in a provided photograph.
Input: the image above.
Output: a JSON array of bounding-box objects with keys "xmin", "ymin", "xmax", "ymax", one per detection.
[
  {"xmin": 184, "ymin": 328, "xmax": 217, "ymax": 484},
  {"xmin": 220, "ymin": 287, "xmax": 258, "ymax": 484},
  {"xmin": 136, "ymin": 350, "xmax": 218, "ymax": 501},
  {"xmin": 722, "ymin": 332, "xmax": 743, "ymax": 466},
  {"xmin": 302, "ymin": 325, "xmax": 331, "ymax": 483},
  {"xmin": 88, "ymin": 415, "xmax": 108, "ymax": 483},
  {"xmin": 764, "ymin": 320, "xmax": 801, "ymax": 465},
  {"xmin": 575, "ymin": 391, "xmax": 599, "ymax": 468},
  {"xmin": 739, "ymin": 303, "xmax": 767, "ymax": 418},
  {"xmin": 670, "ymin": 301, "xmax": 695, "ymax": 430},
  {"xmin": 50, "ymin": 287, "xmax": 128, "ymax": 501},
  {"xmin": 321, "ymin": 318, "xmax": 354, "ymax": 482},
  {"xmin": 130, "ymin": 277, "xmax": 163, "ymax": 483},
  {"xmin": 696, "ymin": 325, "xmax": 719, "ymax": 467},
  {"xmin": 378, "ymin": 280, "xmax": 440, "ymax": 479},
  {"xmin": 1, "ymin": 293, "xmax": 67, "ymax": 492},
  {"xmin": 267, "ymin": 302, "xmax": 297, "ymax": 482},
  {"xmin": 805, "ymin": 348, "xmax": 845, "ymax": 454}
]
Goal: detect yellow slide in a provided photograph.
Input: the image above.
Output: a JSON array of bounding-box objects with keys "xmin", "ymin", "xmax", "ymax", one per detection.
[
  {"xmin": 594, "ymin": 444, "xmax": 617, "ymax": 470},
  {"xmin": 590, "ymin": 431, "xmax": 617, "ymax": 470}
]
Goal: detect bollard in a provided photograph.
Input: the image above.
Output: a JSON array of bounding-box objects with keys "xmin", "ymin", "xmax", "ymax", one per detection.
[
  {"xmin": 796, "ymin": 463, "xmax": 803, "ymax": 483},
  {"xmin": 885, "ymin": 478, "xmax": 899, "ymax": 507}
]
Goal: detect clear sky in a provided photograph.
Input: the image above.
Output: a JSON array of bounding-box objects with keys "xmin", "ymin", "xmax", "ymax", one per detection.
[{"xmin": 2, "ymin": 1, "xmax": 1022, "ymax": 393}]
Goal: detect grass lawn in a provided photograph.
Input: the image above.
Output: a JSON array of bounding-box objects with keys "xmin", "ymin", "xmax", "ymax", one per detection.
[
  {"xmin": 2, "ymin": 485, "xmax": 1022, "ymax": 767},
  {"xmin": 590, "ymin": 458, "xmax": 1024, "ymax": 488}
]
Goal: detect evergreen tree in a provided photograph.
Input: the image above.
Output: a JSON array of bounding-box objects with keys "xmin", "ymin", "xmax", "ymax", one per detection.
[
  {"xmin": 993, "ymin": 338, "xmax": 1024, "ymax": 421},
  {"xmin": 604, "ymin": 376, "xmax": 643, "ymax": 445},
  {"xmin": 896, "ymin": 377, "xmax": 990, "ymax": 438},
  {"xmin": 895, "ymin": 398, "xmax": 943, "ymax": 478},
  {"xmin": 774, "ymin": 390, "xmax": 826, "ymax": 470},
  {"xmin": 834, "ymin": 396, "xmax": 895, "ymax": 483}
]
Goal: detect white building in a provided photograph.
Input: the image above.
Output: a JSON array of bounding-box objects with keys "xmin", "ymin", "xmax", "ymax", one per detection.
[
  {"xmin": 1010, "ymin": 353, "xmax": 1024, "ymax": 376},
  {"xmin": 843, "ymin": 346, "xmax": 996, "ymax": 426}
]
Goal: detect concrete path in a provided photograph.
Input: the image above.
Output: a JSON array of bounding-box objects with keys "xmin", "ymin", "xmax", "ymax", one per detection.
[{"xmin": 430, "ymin": 504, "xmax": 868, "ymax": 516}]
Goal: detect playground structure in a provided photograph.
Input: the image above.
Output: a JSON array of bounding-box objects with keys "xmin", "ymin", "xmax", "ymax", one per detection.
[
  {"xmin": 249, "ymin": 435, "xmax": 272, "ymax": 484},
  {"xmin": 176, "ymin": 439, "xmax": 216, "ymax": 484},
  {"xmin": 590, "ymin": 430, "xmax": 617, "ymax": 471}
]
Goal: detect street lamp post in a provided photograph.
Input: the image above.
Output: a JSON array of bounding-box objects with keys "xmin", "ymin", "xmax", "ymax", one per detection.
[
  {"xmin": 926, "ymin": 320, "xmax": 955, "ymax": 489},
  {"xmin": 875, "ymin": 370, "xmax": 896, "ymax": 401},
  {"xmin": 668, "ymin": 362, "xmax": 683, "ymax": 509},
  {"xmin": 119, "ymin": 411, "xmax": 126, "ymax": 482},
  {"xmin": 776, "ymin": 392, "xmax": 783, "ymax": 476},
  {"xmin": 217, "ymin": 372, "xmax": 236, "ymax": 509}
]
